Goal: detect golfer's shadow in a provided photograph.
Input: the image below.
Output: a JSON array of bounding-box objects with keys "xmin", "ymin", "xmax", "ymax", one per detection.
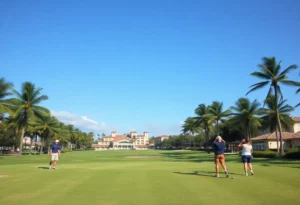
[
  {"xmin": 173, "ymin": 170, "xmax": 243, "ymax": 177},
  {"xmin": 173, "ymin": 171, "xmax": 215, "ymax": 178},
  {"xmin": 193, "ymin": 170, "xmax": 243, "ymax": 176},
  {"xmin": 38, "ymin": 166, "xmax": 49, "ymax": 169}
]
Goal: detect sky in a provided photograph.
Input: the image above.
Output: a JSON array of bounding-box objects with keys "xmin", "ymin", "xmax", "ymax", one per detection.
[{"xmin": 1, "ymin": 0, "xmax": 300, "ymax": 137}]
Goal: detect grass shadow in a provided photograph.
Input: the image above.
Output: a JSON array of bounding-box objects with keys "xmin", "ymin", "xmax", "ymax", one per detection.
[
  {"xmin": 161, "ymin": 151, "xmax": 300, "ymax": 169},
  {"xmin": 173, "ymin": 171, "xmax": 233, "ymax": 178},
  {"xmin": 38, "ymin": 167, "xmax": 49, "ymax": 169},
  {"xmin": 193, "ymin": 170, "xmax": 244, "ymax": 176},
  {"xmin": 173, "ymin": 171, "xmax": 215, "ymax": 178},
  {"xmin": 161, "ymin": 151, "xmax": 239, "ymax": 163}
]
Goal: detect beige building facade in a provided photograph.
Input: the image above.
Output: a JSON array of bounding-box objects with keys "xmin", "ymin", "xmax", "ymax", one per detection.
[{"xmin": 92, "ymin": 131, "xmax": 149, "ymax": 150}]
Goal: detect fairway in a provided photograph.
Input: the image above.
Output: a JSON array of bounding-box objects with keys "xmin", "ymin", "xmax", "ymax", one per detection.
[{"xmin": 1, "ymin": 150, "xmax": 299, "ymax": 205}]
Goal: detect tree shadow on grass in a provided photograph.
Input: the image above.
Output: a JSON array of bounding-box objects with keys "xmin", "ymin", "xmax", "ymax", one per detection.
[
  {"xmin": 161, "ymin": 151, "xmax": 239, "ymax": 163},
  {"xmin": 161, "ymin": 151, "xmax": 300, "ymax": 169}
]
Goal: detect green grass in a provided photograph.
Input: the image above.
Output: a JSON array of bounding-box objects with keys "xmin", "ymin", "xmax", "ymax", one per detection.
[{"xmin": 0, "ymin": 150, "xmax": 299, "ymax": 205}]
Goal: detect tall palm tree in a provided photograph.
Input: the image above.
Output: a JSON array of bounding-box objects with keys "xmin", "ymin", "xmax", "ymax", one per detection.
[
  {"xmin": 10, "ymin": 82, "xmax": 49, "ymax": 155},
  {"xmin": 261, "ymin": 95, "xmax": 294, "ymax": 153},
  {"xmin": 246, "ymin": 57, "xmax": 299, "ymax": 155},
  {"xmin": 229, "ymin": 98, "xmax": 262, "ymax": 139},
  {"xmin": 193, "ymin": 104, "xmax": 212, "ymax": 146},
  {"xmin": 207, "ymin": 101, "xmax": 231, "ymax": 136},
  {"xmin": 0, "ymin": 78, "xmax": 14, "ymax": 118},
  {"xmin": 181, "ymin": 117, "xmax": 199, "ymax": 147}
]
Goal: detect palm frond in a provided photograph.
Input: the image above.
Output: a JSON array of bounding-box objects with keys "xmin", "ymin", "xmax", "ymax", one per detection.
[
  {"xmin": 246, "ymin": 81, "xmax": 269, "ymax": 95},
  {"xmin": 10, "ymin": 86, "xmax": 23, "ymax": 99},
  {"xmin": 274, "ymin": 60, "xmax": 282, "ymax": 76},
  {"xmin": 258, "ymin": 64, "xmax": 274, "ymax": 77},
  {"xmin": 30, "ymin": 87, "xmax": 43, "ymax": 102},
  {"xmin": 277, "ymin": 85, "xmax": 283, "ymax": 103},
  {"xmin": 279, "ymin": 64, "xmax": 298, "ymax": 76},
  {"xmin": 251, "ymin": 72, "xmax": 271, "ymax": 80},
  {"xmin": 31, "ymin": 95, "xmax": 49, "ymax": 105},
  {"xmin": 280, "ymin": 80, "xmax": 300, "ymax": 86}
]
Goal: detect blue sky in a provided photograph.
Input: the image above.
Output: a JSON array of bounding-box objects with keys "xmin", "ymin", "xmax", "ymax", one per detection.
[{"xmin": 1, "ymin": 0, "xmax": 300, "ymax": 136}]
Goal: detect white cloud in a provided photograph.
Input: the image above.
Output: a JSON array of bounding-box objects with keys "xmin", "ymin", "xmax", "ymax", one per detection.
[
  {"xmin": 81, "ymin": 116, "xmax": 98, "ymax": 124},
  {"xmin": 50, "ymin": 110, "xmax": 118, "ymax": 134}
]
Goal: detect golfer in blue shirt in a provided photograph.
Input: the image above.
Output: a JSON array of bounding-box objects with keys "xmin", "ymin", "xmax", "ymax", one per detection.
[
  {"xmin": 212, "ymin": 136, "xmax": 229, "ymax": 178},
  {"xmin": 49, "ymin": 140, "xmax": 61, "ymax": 170}
]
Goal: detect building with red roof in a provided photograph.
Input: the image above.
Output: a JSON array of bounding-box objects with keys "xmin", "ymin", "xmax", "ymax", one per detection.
[
  {"xmin": 92, "ymin": 131, "xmax": 149, "ymax": 150},
  {"xmin": 251, "ymin": 116, "xmax": 300, "ymax": 150}
]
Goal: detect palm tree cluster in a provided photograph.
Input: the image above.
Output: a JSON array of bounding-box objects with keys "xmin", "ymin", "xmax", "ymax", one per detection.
[
  {"xmin": 0, "ymin": 79, "xmax": 94, "ymax": 155},
  {"xmin": 181, "ymin": 57, "xmax": 300, "ymax": 156}
]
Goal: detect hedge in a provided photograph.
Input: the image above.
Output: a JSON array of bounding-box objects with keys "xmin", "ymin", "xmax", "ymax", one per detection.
[
  {"xmin": 61, "ymin": 150, "xmax": 72, "ymax": 153},
  {"xmin": 284, "ymin": 148, "xmax": 300, "ymax": 159},
  {"xmin": 252, "ymin": 150, "xmax": 278, "ymax": 158}
]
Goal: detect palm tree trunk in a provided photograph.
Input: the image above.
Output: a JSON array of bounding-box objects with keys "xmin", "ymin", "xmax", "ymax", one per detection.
[
  {"xmin": 248, "ymin": 123, "xmax": 252, "ymax": 141},
  {"xmin": 30, "ymin": 136, "xmax": 34, "ymax": 155},
  {"xmin": 216, "ymin": 120, "xmax": 219, "ymax": 136},
  {"xmin": 40, "ymin": 137, "xmax": 43, "ymax": 155},
  {"xmin": 19, "ymin": 127, "xmax": 25, "ymax": 155},
  {"xmin": 274, "ymin": 86, "xmax": 284, "ymax": 156},
  {"xmin": 275, "ymin": 127, "xmax": 279, "ymax": 153}
]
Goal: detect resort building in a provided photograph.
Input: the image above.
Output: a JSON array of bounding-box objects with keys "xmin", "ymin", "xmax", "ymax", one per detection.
[
  {"xmin": 252, "ymin": 117, "xmax": 300, "ymax": 150},
  {"xmin": 92, "ymin": 131, "xmax": 149, "ymax": 150}
]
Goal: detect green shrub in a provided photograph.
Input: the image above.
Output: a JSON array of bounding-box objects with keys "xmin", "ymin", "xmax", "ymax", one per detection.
[
  {"xmin": 73, "ymin": 148, "xmax": 94, "ymax": 151},
  {"xmin": 285, "ymin": 147, "xmax": 300, "ymax": 153},
  {"xmin": 86, "ymin": 148, "xmax": 94, "ymax": 151},
  {"xmin": 284, "ymin": 148, "xmax": 300, "ymax": 159},
  {"xmin": 252, "ymin": 150, "xmax": 278, "ymax": 158}
]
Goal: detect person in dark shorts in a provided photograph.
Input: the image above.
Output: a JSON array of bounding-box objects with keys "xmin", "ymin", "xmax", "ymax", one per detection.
[
  {"xmin": 212, "ymin": 136, "xmax": 229, "ymax": 178},
  {"xmin": 238, "ymin": 138, "xmax": 254, "ymax": 176}
]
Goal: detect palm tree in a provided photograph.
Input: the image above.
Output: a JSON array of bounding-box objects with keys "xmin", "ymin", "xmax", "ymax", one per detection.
[
  {"xmin": 193, "ymin": 104, "xmax": 212, "ymax": 146},
  {"xmin": 55, "ymin": 122, "xmax": 71, "ymax": 149},
  {"xmin": 4, "ymin": 116, "xmax": 20, "ymax": 152},
  {"xmin": 207, "ymin": 101, "xmax": 231, "ymax": 136},
  {"xmin": 33, "ymin": 115, "xmax": 61, "ymax": 154},
  {"xmin": 10, "ymin": 82, "xmax": 49, "ymax": 155},
  {"xmin": 181, "ymin": 117, "xmax": 198, "ymax": 147},
  {"xmin": 246, "ymin": 57, "xmax": 299, "ymax": 155},
  {"xmin": 261, "ymin": 95, "xmax": 294, "ymax": 153},
  {"xmin": 229, "ymin": 98, "xmax": 262, "ymax": 139},
  {"xmin": 0, "ymin": 78, "xmax": 14, "ymax": 117}
]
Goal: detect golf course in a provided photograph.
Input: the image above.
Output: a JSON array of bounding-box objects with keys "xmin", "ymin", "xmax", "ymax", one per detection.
[{"xmin": 0, "ymin": 150, "xmax": 299, "ymax": 205}]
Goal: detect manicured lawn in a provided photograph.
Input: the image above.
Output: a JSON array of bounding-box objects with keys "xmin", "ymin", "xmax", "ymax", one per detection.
[{"xmin": 0, "ymin": 150, "xmax": 299, "ymax": 205}]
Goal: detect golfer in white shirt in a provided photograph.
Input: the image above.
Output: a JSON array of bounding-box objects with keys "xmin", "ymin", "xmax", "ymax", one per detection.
[{"xmin": 238, "ymin": 138, "xmax": 254, "ymax": 176}]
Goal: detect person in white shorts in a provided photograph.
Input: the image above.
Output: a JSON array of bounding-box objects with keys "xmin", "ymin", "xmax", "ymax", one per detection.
[
  {"xmin": 238, "ymin": 137, "xmax": 254, "ymax": 176},
  {"xmin": 49, "ymin": 140, "xmax": 61, "ymax": 170}
]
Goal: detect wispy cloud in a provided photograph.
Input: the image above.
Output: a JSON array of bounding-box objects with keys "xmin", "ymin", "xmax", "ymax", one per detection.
[
  {"xmin": 81, "ymin": 116, "xmax": 98, "ymax": 124},
  {"xmin": 50, "ymin": 110, "xmax": 118, "ymax": 134}
]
